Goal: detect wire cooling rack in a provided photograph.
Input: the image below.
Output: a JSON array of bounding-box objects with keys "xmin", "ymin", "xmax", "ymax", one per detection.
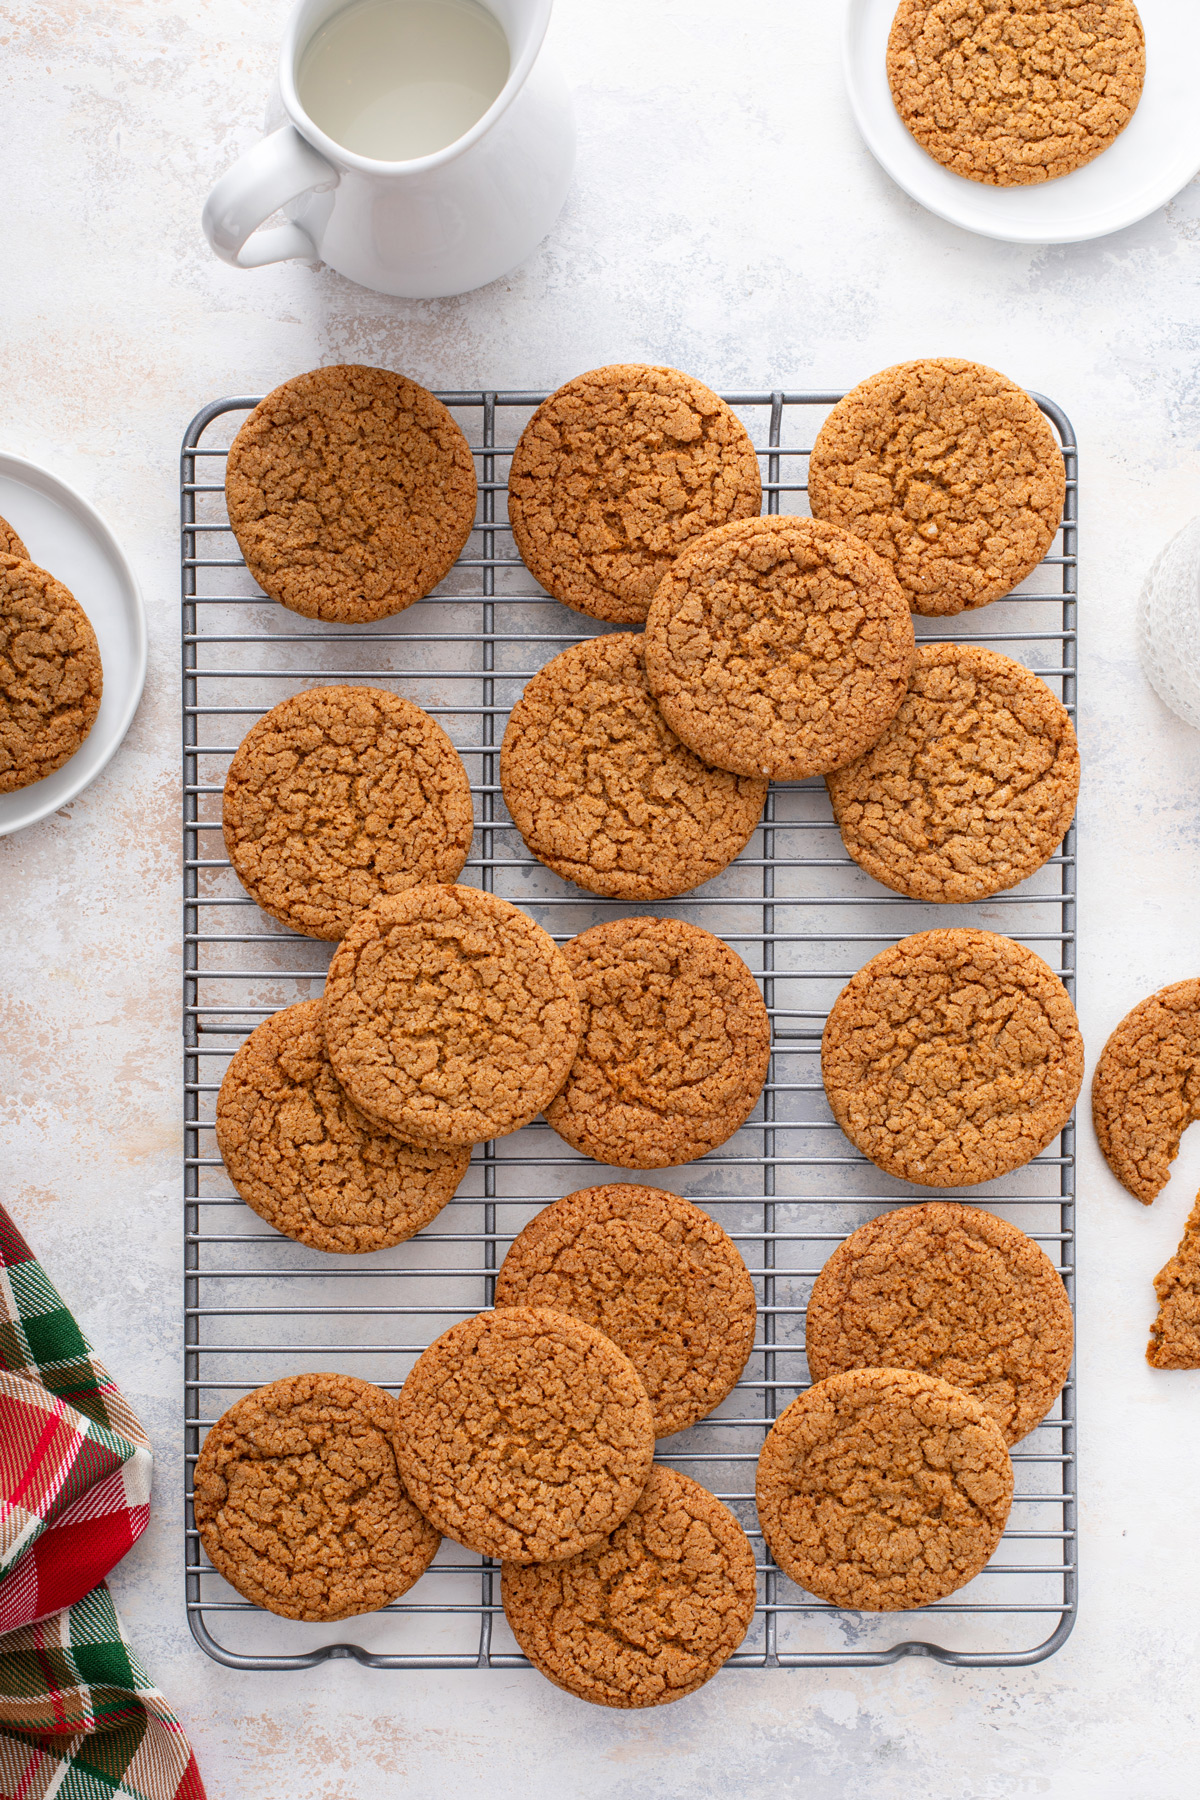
[{"xmin": 183, "ymin": 388, "xmax": 1078, "ymax": 1672}]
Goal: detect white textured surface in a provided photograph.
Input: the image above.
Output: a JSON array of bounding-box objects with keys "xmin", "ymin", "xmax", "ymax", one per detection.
[{"xmin": 2, "ymin": 1, "xmax": 1200, "ymax": 1794}]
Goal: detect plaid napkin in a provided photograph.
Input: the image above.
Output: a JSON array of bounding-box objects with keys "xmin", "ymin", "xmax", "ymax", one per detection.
[{"xmin": 0, "ymin": 1204, "xmax": 205, "ymax": 1800}]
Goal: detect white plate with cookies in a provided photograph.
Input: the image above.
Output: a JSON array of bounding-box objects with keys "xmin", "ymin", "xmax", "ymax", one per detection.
[
  {"xmin": 0, "ymin": 451, "xmax": 146, "ymax": 837},
  {"xmin": 845, "ymin": 0, "xmax": 1200, "ymax": 244}
]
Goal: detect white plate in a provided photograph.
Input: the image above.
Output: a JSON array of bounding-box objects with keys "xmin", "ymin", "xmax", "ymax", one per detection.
[
  {"xmin": 845, "ymin": 0, "xmax": 1200, "ymax": 244},
  {"xmin": 0, "ymin": 453, "xmax": 146, "ymax": 836}
]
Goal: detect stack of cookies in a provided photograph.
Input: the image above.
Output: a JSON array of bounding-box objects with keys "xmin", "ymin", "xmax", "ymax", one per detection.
[{"xmin": 1, "ymin": 514, "xmax": 103, "ymax": 795}]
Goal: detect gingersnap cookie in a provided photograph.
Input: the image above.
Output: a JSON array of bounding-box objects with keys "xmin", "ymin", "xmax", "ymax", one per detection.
[
  {"xmin": 1, "ymin": 554, "xmax": 103, "ymax": 795},
  {"xmin": 1092, "ymin": 980, "xmax": 1200, "ymax": 1204},
  {"xmin": 222, "ymin": 686, "xmax": 473, "ymax": 940},
  {"xmin": 323, "ymin": 884, "xmax": 580, "ymax": 1148},
  {"xmin": 499, "ymin": 633, "xmax": 767, "ymax": 900},
  {"xmin": 193, "ymin": 1373, "xmax": 440, "ymax": 1621},
  {"xmin": 822, "ymin": 929, "xmax": 1084, "ymax": 1188},
  {"xmin": 393, "ymin": 1305, "xmax": 655, "ymax": 1563},
  {"xmin": 806, "ymin": 1203, "xmax": 1073, "ymax": 1444},
  {"xmin": 887, "ymin": 1, "xmax": 1145, "ymax": 188},
  {"xmin": 756, "ymin": 1367, "xmax": 1013, "ymax": 1611},
  {"xmin": 0, "ymin": 514, "xmax": 28, "ymax": 559},
  {"xmin": 642, "ymin": 516, "xmax": 915, "ymax": 780},
  {"xmin": 825, "ymin": 644, "xmax": 1079, "ymax": 904},
  {"xmin": 215, "ymin": 1001, "xmax": 469, "ymax": 1253},
  {"xmin": 808, "ymin": 360, "xmax": 1065, "ymax": 617},
  {"xmin": 544, "ymin": 917, "xmax": 771, "ymax": 1169},
  {"xmin": 1148, "ymin": 1191, "xmax": 1200, "ymax": 1370},
  {"xmin": 225, "ymin": 365, "xmax": 477, "ymax": 622},
  {"xmin": 495, "ymin": 1184, "xmax": 757, "ymax": 1437},
  {"xmin": 503, "ymin": 1466, "xmax": 757, "ymax": 1706},
  {"xmin": 507, "ymin": 365, "xmax": 762, "ymax": 624}
]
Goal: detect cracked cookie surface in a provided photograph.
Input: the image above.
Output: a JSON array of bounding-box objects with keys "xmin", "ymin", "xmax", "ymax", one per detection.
[
  {"xmin": 887, "ymin": 0, "xmax": 1145, "ymax": 188},
  {"xmin": 323, "ymin": 884, "xmax": 581, "ymax": 1148},
  {"xmin": 223, "ymin": 685, "xmax": 474, "ymax": 939},
  {"xmin": 822, "ymin": 928, "xmax": 1083, "ymax": 1188},
  {"xmin": 499, "ymin": 633, "xmax": 766, "ymax": 900},
  {"xmin": 544, "ymin": 916, "xmax": 771, "ymax": 1169},
  {"xmin": 808, "ymin": 359, "xmax": 1065, "ymax": 616},
  {"xmin": 226, "ymin": 364, "xmax": 477, "ymax": 622},
  {"xmin": 193, "ymin": 1373, "xmax": 440, "ymax": 1620},
  {"xmin": 215, "ymin": 1000, "xmax": 469, "ymax": 1253},
  {"xmin": 756, "ymin": 1367, "xmax": 1013, "ymax": 1611},
  {"xmin": 0, "ymin": 514, "xmax": 28, "ymax": 559},
  {"xmin": 642, "ymin": 516, "xmax": 915, "ymax": 780},
  {"xmin": 1, "ymin": 553, "xmax": 103, "ymax": 794},
  {"xmin": 1092, "ymin": 979, "xmax": 1200, "ymax": 1204},
  {"xmin": 507, "ymin": 364, "xmax": 762, "ymax": 624},
  {"xmin": 825, "ymin": 643, "xmax": 1079, "ymax": 903},
  {"xmin": 392, "ymin": 1305, "xmax": 655, "ymax": 1563},
  {"xmin": 495, "ymin": 1184, "xmax": 757, "ymax": 1437},
  {"xmin": 502, "ymin": 1465, "xmax": 757, "ymax": 1706},
  {"xmin": 1148, "ymin": 1190, "xmax": 1200, "ymax": 1370},
  {"xmin": 806, "ymin": 1202, "xmax": 1073, "ymax": 1443}
]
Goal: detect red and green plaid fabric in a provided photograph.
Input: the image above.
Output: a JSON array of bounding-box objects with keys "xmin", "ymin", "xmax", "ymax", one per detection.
[{"xmin": 0, "ymin": 1205, "xmax": 205, "ymax": 1800}]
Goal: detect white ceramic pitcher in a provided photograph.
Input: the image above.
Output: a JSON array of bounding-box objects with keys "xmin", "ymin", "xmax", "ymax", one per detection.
[{"xmin": 202, "ymin": 0, "xmax": 575, "ymax": 298}]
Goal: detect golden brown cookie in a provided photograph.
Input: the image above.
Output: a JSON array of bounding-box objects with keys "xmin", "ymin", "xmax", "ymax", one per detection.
[
  {"xmin": 494, "ymin": 1184, "xmax": 757, "ymax": 1437},
  {"xmin": 215, "ymin": 1000, "xmax": 469, "ymax": 1253},
  {"xmin": 1092, "ymin": 981, "xmax": 1200, "ymax": 1204},
  {"xmin": 544, "ymin": 916, "xmax": 771, "ymax": 1169},
  {"xmin": 805, "ymin": 1202, "xmax": 1073, "ymax": 1443},
  {"xmin": 822, "ymin": 928, "xmax": 1084, "ymax": 1188},
  {"xmin": 323, "ymin": 884, "xmax": 580, "ymax": 1148},
  {"xmin": 392, "ymin": 1305, "xmax": 655, "ymax": 1563},
  {"xmin": 502, "ymin": 1466, "xmax": 757, "ymax": 1706},
  {"xmin": 808, "ymin": 360, "xmax": 1065, "ymax": 617},
  {"xmin": 0, "ymin": 554, "xmax": 103, "ymax": 795},
  {"xmin": 193, "ymin": 1373, "xmax": 440, "ymax": 1621},
  {"xmin": 1148, "ymin": 1190, "xmax": 1200, "ymax": 1370},
  {"xmin": 225, "ymin": 365, "xmax": 477, "ymax": 622},
  {"xmin": 825, "ymin": 644, "xmax": 1079, "ymax": 904},
  {"xmin": 222, "ymin": 685, "xmax": 474, "ymax": 940},
  {"xmin": 0, "ymin": 514, "xmax": 28, "ymax": 559},
  {"xmin": 507, "ymin": 364, "xmax": 762, "ymax": 624},
  {"xmin": 642, "ymin": 516, "xmax": 915, "ymax": 780},
  {"xmin": 756, "ymin": 1367, "xmax": 1013, "ymax": 1611},
  {"xmin": 887, "ymin": 0, "xmax": 1145, "ymax": 188},
  {"xmin": 499, "ymin": 633, "xmax": 767, "ymax": 900}
]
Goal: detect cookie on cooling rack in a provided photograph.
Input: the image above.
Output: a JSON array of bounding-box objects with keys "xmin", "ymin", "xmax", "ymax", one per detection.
[
  {"xmin": 1092, "ymin": 979, "xmax": 1200, "ymax": 1204},
  {"xmin": 502, "ymin": 1466, "xmax": 757, "ymax": 1707},
  {"xmin": 507, "ymin": 364, "xmax": 762, "ymax": 624},
  {"xmin": 1, "ymin": 553, "xmax": 103, "ymax": 795},
  {"xmin": 225, "ymin": 364, "xmax": 477, "ymax": 622}
]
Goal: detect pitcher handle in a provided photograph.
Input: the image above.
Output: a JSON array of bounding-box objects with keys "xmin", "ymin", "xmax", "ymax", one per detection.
[{"xmin": 202, "ymin": 126, "xmax": 339, "ymax": 269}]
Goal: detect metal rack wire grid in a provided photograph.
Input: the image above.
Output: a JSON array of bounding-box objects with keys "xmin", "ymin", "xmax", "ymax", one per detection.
[{"xmin": 182, "ymin": 387, "xmax": 1078, "ymax": 1672}]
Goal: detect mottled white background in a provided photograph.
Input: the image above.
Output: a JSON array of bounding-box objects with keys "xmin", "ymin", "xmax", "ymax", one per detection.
[{"xmin": 2, "ymin": 1, "xmax": 1200, "ymax": 1794}]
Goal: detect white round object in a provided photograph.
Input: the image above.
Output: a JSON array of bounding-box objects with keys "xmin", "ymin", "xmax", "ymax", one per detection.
[
  {"xmin": 844, "ymin": 0, "xmax": 1200, "ymax": 246},
  {"xmin": 1138, "ymin": 516, "xmax": 1200, "ymax": 733},
  {"xmin": 0, "ymin": 452, "xmax": 146, "ymax": 836}
]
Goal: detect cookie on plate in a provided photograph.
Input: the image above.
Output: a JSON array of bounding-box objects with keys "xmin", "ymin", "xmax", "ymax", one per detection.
[
  {"xmin": 193, "ymin": 1373, "xmax": 440, "ymax": 1621},
  {"xmin": 215, "ymin": 1000, "xmax": 470, "ymax": 1253},
  {"xmin": 392, "ymin": 1305, "xmax": 655, "ymax": 1563},
  {"xmin": 544, "ymin": 916, "xmax": 771, "ymax": 1169},
  {"xmin": 222, "ymin": 685, "xmax": 474, "ymax": 939},
  {"xmin": 822, "ymin": 928, "xmax": 1084, "ymax": 1188},
  {"xmin": 1092, "ymin": 980, "xmax": 1200, "ymax": 1204},
  {"xmin": 1147, "ymin": 1191, "xmax": 1200, "ymax": 1370},
  {"xmin": 502, "ymin": 1466, "xmax": 757, "ymax": 1707},
  {"xmin": 323, "ymin": 884, "xmax": 581, "ymax": 1148},
  {"xmin": 1, "ymin": 553, "xmax": 103, "ymax": 795},
  {"xmin": 643, "ymin": 516, "xmax": 915, "ymax": 780},
  {"xmin": 495, "ymin": 1184, "xmax": 757, "ymax": 1437},
  {"xmin": 225, "ymin": 364, "xmax": 477, "ymax": 622},
  {"xmin": 756, "ymin": 1367, "xmax": 1013, "ymax": 1611},
  {"xmin": 808, "ymin": 359, "xmax": 1065, "ymax": 616},
  {"xmin": 825, "ymin": 643, "xmax": 1079, "ymax": 904},
  {"xmin": 507, "ymin": 365, "xmax": 762, "ymax": 624},
  {"xmin": 887, "ymin": 0, "xmax": 1146, "ymax": 188},
  {"xmin": 0, "ymin": 514, "xmax": 28, "ymax": 559},
  {"xmin": 805, "ymin": 1202, "xmax": 1073, "ymax": 1444},
  {"xmin": 499, "ymin": 633, "xmax": 767, "ymax": 900}
]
